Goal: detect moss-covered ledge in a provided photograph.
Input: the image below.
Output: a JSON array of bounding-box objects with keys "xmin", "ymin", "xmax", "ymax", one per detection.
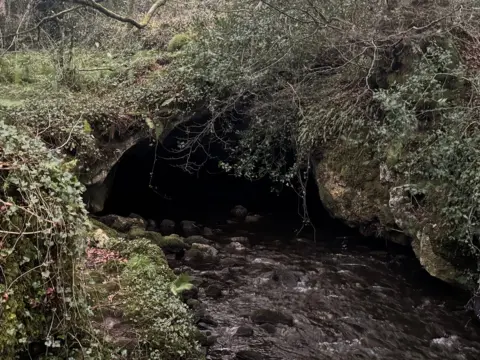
[{"xmin": 84, "ymin": 221, "xmax": 202, "ymax": 359}]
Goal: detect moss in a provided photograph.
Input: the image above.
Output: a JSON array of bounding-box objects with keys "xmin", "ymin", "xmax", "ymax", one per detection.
[
  {"xmin": 85, "ymin": 222, "xmax": 201, "ymax": 359},
  {"xmin": 128, "ymin": 228, "xmax": 186, "ymax": 252},
  {"xmin": 167, "ymin": 33, "xmax": 191, "ymax": 52},
  {"xmin": 90, "ymin": 218, "xmax": 124, "ymax": 239},
  {"xmin": 119, "ymin": 253, "xmax": 201, "ymax": 359}
]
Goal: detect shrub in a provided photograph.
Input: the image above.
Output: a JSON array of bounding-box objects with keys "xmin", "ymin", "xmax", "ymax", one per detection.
[{"xmin": 167, "ymin": 33, "xmax": 192, "ymax": 52}]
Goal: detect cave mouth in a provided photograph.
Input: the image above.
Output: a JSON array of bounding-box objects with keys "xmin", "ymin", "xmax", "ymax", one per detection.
[{"xmin": 100, "ymin": 127, "xmax": 352, "ymax": 239}]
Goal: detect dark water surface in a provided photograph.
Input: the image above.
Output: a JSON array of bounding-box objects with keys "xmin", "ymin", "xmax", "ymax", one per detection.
[{"xmin": 170, "ymin": 219, "xmax": 480, "ymax": 360}]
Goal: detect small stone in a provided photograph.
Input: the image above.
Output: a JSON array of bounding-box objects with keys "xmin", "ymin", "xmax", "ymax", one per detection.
[
  {"xmin": 236, "ymin": 350, "xmax": 264, "ymax": 360},
  {"xmin": 225, "ymin": 241, "xmax": 247, "ymax": 254},
  {"xmin": 205, "ymin": 284, "xmax": 223, "ymax": 299},
  {"xmin": 230, "ymin": 236, "xmax": 249, "ymax": 244},
  {"xmin": 235, "ymin": 325, "xmax": 254, "ymax": 337},
  {"xmin": 250, "ymin": 309, "xmax": 294, "ymax": 326},
  {"xmin": 259, "ymin": 323, "xmax": 276, "ymax": 334}
]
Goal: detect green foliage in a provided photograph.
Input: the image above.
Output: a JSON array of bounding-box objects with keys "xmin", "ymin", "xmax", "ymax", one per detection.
[
  {"xmin": 170, "ymin": 273, "xmax": 194, "ymax": 296},
  {"xmin": 375, "ymin": 44, "xmax": 480, "ymax": 261},
  {"xmin": 114, "ymin": 240, "xmax": 201, "ymax": 359},
  {"xmin": 0, "ymin": 120, "xmax": 99, "ymax": 358}
]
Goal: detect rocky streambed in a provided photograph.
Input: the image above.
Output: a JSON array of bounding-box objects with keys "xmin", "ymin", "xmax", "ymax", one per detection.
[
  {"xmin": 95, "ymin": 210, "xmax": 480, "ymax": 360},
  {"xmin": 167, "ymin": 220, "xmax": 480, "ymax": 360}
]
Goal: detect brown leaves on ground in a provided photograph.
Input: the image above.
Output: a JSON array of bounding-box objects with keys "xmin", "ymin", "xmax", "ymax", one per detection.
[{"xmin": 86, "ymin": 247, "xmax": 127, "ymax": 268}]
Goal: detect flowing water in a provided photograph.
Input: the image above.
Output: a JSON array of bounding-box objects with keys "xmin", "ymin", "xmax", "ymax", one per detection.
[{"xmin": 168, "ymin": 217, "xmax": 480, "ymax": 360}]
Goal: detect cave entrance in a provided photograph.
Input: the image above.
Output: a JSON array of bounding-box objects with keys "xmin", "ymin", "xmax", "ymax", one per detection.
[{"xmin": 101, "ymin": 123, "xmax": 352, "ymax": 239}]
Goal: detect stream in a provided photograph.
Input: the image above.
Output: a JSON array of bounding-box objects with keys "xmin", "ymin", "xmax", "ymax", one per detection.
[{"xmin": 165, "ymin": 215, "xmax": 480, "ymax": 360}]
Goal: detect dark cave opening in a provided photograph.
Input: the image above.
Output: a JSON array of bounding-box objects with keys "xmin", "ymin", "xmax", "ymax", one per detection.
[{"xmin": 101, "ymin": 122, "xmax": 352, "ymax": 239}]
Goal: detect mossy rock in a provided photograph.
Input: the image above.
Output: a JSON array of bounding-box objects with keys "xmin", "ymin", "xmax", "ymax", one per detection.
[
  {"xmin": 167, "ymin": 33, "xmax": 191, "ymax": 52},
  {"xmin": 128, "ymin": 228, "xmax": 187, "ymax": 253}
]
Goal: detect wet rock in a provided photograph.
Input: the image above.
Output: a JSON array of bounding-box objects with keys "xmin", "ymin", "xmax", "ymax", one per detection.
[
  {"xmin": 430, "ymin": 335, "xmax": 460, "ymax": 350},
  {"xmin": 196, "ymin": 314, "xmax": 218, "ymax": 328},
  {"xmin": 231, "ymin": 205, "xmax": 248, "ymax": 220},
  {"xmin": 225, "ymin": 241, "xmax": 247, "ymax": 254},
  {"xmin": 271, "ymin": 268, "xmax": 299, "ymax": 288},
  {"xmin": 185, "ymin": 244, "xmax": 219, "ymax": 268},
  {"xmin": 146, "ymin": 219, "xmax": 157, "ymax": 231},
  {"xmin": 159, "ymin": 219, "xmax": 175, "ymax": 235},
  {"xmin": 235, "ymin": 325, "xmax": 254, "ymax": 337},
  {"xmin": 236, "ymin": 350, "xmax": 265, "ymax": 360},
  {"xmin": 205, "ymin": 284, "xmax": 223, "ymax": 299},
  {"xmin": 185, "ymin": 235, "xmax": 211, "ymax": 245},
  {"xmin": 259, "ymin": 323, "xmax": 276, "ymax": 334},
  {"xmin": 250, "ymin": 309, "xmax": 294, "ymax": 326},
  {"xmin": 230, "ymin": 236, "xmax": 249, "ymax": 245},
  {"xmin": 245, "ymin": 214, "xmax": 262, "ymax": 223},
  {"xmin": 186, "ymin": 299, "xmax": 201, "ymax": 310},
  {"xmin": 203, "ymin": 227, "xmax": 214, "ymax": 237},
  {"xmin": 181, "ymin": 285, "xmax": 199, "ymax": 302},
  {"xmin": 181, "ymin": 220, "xmax": 199, "ymax": 237},
  {"xmin": 192, "ymin": 243, "xmax": 218, "ymax": 257},
  {"xmin": 99, "ymin": 214, "xmax": 145, "ymax": 233}
]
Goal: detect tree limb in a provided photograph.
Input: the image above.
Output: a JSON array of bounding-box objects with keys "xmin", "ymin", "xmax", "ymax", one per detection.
[
  {"xmin": 7, "ymin": 5, "xmax": 84, "ymax": 38},
  {"xmin": 71, "ymin": 0, "xmax": 167, "ymax": 29}
]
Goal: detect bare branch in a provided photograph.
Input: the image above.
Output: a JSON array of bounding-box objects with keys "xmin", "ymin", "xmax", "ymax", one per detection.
[
  {"xmin": 71, "ymin": 0, "xmax": 167, "ymax": 29},
  {"xmin": 6, "ymin": 5, "xmax": 84, "ymax": 38}
]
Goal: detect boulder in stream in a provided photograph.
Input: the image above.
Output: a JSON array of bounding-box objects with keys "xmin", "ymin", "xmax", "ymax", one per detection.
[
  {"xmin": 159, "ymin": 219, "xmax": 175, "ymax": 235},
  {"xmin": 231, "ymin": 205, "xmax": 248, "ymax": 220},
  {"xmin": 271, "ymin": 268, "xmax": 299, "ymax": 288},
  {"xmin": 203, "ymin": 227, "xmax": 214, "ymax": 237},
  {"xmin": 225, "ymin": 241, "xmax": 247, "ymax": 254},
  {"xmin": 185, "ymin": 235, "xmax": 211, "ymax": 245},
  {"xmin": 184, "ymin": 243, "xmax": 219, "ymax": 268},
  {"xmin": 235, "ymin": 325, "xmax": 254, "ymax": 337},
  {"xmin": 205, "ymin": 284, "xmax": 223, "ymax": 299},
  {"xmin": 250, "ymin": 309, "xmax": 294, "ymax": 326},
  {"xmin": 181, "ymin": 220, "xmax": 199, "ymax": 237}
]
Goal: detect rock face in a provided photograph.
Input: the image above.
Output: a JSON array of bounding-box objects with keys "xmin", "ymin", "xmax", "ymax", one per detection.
[{"xmin": 313, "ymin": 147, "xmax": 468, "ymax": 287}]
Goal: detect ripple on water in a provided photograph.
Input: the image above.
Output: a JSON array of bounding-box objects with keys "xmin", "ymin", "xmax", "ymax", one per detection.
[{"xmin": 175, "ymin": 231, "xmax": 480, "ymax": 360}]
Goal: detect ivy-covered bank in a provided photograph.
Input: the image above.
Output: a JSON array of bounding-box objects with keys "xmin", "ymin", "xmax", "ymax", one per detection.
[{"xmin": 0, "ymin": 120, "xmax": 201, "ymax": 358}]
